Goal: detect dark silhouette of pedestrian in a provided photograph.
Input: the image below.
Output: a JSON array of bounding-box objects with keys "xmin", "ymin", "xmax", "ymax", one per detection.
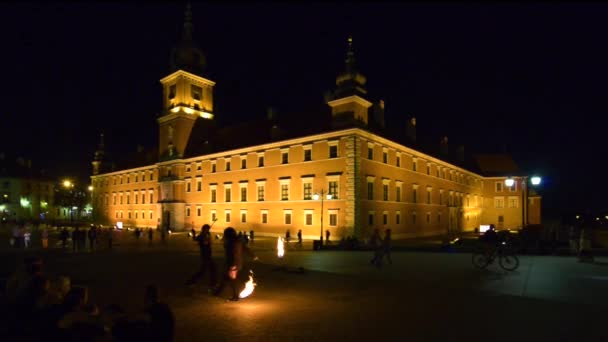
[
  {"xmin": 325, "ymin": 229, "xmax": 331, "ymax": 244},
  {"xmin": 108, "ymin": 228, "xmax": 113, "ymax": 249},
  {"xmin": 88, "ymin": 225, "xmax": 97, "ymax": 251},
  {"xmin": 143, "ymin": 285, "xmax": 175, "ymax": 342},
  {"xmin": 285, "ymin": 229, "xmax": 291, "ymax": 243},
  {"xmin": 297, "ymin": 229, "xmax": 302, "ymax": 245},
  {"xmin": 186, "ymin": 224, "xmax": 218, "ymax": 290},
  {"xmin": 190, "ymin": 227, "xmax": 196, "ymax": 240},
  {"xmin": 381, "ymin": 229, "xmax": 392, "ymax": 265},
  {"xmin": 72, "ymin": 227, "xmax": 80, "ymax": 252},
  {"xmin": 148, "ymin": 228, "xmax": 153, "ymax": 245},
  {"xmin": 249, "ymin": 229, "xmax": 254, "ymax": 243},
  {"xmin": 60, "ymin": 228, "xmax": 69, "ymax": 249},
  {"xmin": 369, "ymin": 229, "xmax": 382, "ymax": 267},
  {"xmin": 213, "ymin": 227, "xmax": 257, "ymax": 301}
]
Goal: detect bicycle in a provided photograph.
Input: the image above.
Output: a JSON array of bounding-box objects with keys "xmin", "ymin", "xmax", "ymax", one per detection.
[{"xmin": 472, "ymin": 241, "xmax": 519, "ymax": 271}]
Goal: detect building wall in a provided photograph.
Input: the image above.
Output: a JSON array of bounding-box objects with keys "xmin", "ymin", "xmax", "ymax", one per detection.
[
  {"xmin": 92, "ymin": 129, "xmax": 546, "ymax": 239},
  {"xmin": 0, "ymin": 177, "xmax": 56, "ymax": 223}
]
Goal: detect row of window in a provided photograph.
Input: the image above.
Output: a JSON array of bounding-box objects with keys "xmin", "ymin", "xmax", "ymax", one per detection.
[
  {"xmin": 367, "ymin": 210, "xmax": 478, "ymax": 226},
  {"xmin": 184, "ymin": 208, "xmax": 340, "ymax": 227},
  {"xmin": 495, "ymin": 182, "xmax": 518, "ymax": 193},
  {"xmin": 186, "ymin": 178, "xmax": 340, "ymax": 202},
  {"xmin": 96, "ymin": 190, "xmax": 155, "ymax": 207},
  {"xmin": 494, "ymin": 196, "xmax": 519, "ymax": 209},
  {"xmin": 94, "ymin": 170, "xmax": 155, "ymax": 188},
  {"xmin": 115, "ymin": 210, "xmax": 154, "ymax": 220},
  {"xmin": 184, "ymin": 144, "xmax": 339, "ymax": 174},
  {"xmin": 366, "ymin": 178, "xmax": 480, "ymax": 207},
  {"xmin": 367, "ymin": 143, "xmax": 478, "ymax": 186}
]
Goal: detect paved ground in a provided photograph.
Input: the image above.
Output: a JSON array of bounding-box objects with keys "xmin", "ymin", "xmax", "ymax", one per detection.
[{"xmin": 1, "ymin": 229, "xmax": 608, "ymax": 341}]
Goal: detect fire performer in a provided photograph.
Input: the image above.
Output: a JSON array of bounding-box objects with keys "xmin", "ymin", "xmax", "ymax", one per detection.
[
  {"xmin": 186, "ymin": 224, "xmax": 217, "ymax": 291},
  {"xmin": 213, "ymin": 227, "xmax": 257, "ymax": 301}
]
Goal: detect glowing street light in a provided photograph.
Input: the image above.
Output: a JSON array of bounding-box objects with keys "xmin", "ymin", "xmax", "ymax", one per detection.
[
  {"xmin": 531, "ymin": 176, "xmax": 541, "ymax": 186},
  {"xmin": 63, "ymin": 180, "xmax": 73, "ymax": 188},
  {"xmin": 313, "ymin": 189, "xmax": 332, "ymax": 246},
  {"xmin": 505, "ymin": 175, "xmax": 542, "ymax": 229}
]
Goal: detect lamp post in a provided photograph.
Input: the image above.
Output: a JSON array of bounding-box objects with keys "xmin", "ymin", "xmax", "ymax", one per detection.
[
  {"xmin": 63, "ymin": 180, "xmax": 74, "ymax": 226},
  {"xmin": 313, "ymin": 189, "xmax": 332, "ymax": 246},
  {"xmin": 505, "ymin": 175, "xmax": 541, "ymax": 229}
]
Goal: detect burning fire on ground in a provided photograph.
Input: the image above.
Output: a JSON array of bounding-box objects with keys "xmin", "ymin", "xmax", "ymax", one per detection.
[
  {"xmin": 277, "ymin": 236, "xmax": 285, "ymax": 258},
  {"xmin": 239, "ymin": 270, "xmax": 257, "ymax": 299}
]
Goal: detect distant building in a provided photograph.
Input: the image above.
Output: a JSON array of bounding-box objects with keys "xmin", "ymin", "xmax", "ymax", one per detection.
[
  {"xmin": 0, "ymin": 154, "xmax": 55, "ymax": 224},
  {"xmin": 90, "ymin": 5, "xmax": 541, "ymax": 239}
]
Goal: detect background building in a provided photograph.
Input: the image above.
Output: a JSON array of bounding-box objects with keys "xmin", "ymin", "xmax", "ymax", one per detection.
[{"xmin": 90, "ymin": 6, "xmax": 541, "ymax": 239}]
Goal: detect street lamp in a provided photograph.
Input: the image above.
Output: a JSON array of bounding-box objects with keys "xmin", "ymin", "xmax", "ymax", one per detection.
[
  {"xmin": 63, "ymin": 180, "xmax": 75, "ymax": 226},
  {"xmin": 313, "ymin": 189, "xmax": 332, "ymax": 245},
  {"xmin": 505, "ymin": 175, "xmax": 542, "ymax": 229}
]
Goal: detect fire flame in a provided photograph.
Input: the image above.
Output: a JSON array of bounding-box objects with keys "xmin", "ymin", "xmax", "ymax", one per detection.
[
  {"xmin": 277, "ymin": 236, "xmax": 285, "ymax": 258},
  {"xmin": 239, "ymin": 271, "xmax": 257, "ymax": 299}
]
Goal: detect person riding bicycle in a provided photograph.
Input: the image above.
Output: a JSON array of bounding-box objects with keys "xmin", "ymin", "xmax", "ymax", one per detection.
[{"xmin": 480, "ymin": 224, "xmax": 500, "ymax": 258}]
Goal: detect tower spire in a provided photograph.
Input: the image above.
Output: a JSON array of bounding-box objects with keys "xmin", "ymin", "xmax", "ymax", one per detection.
[
  {"xmin": 345, "ymin": 35, "xmax": 355, "ymax": 73},
  {"xmin": 183, "ymin": 1, "xmax": 193, "ymax": 41}
]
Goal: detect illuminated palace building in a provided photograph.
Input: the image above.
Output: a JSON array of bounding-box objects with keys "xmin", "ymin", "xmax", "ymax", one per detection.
[{"xmin": 90, "ymin": 7, "xmax": 541, "ymax": 240}]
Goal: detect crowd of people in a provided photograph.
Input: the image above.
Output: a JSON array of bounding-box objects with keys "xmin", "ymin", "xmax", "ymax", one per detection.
[{"xmin": 1, "ymin": 256, "xmax": 175, "ymax": 341}]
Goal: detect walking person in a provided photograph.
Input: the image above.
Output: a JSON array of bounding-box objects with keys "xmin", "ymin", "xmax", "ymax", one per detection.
[
  {"xmin": 60, "ymin": 227, "xmax": 69, "ymax": 250},
  {"xmin": 285, "ymin": 229, "xmax": 291, "ymax": 243},
  {"xmin": 325, "ymin": 229, "xmax": 331, "ymax": 244},
  {"xmin": 72, "ymin": 227, "xmax": 80, "ymax": 252},
  {"xmin": 108, "ymin": 228, "xmax": 113, "ymax": 250},
  {"xmin": 213, "ymin": 227, "xmax": 257, "ymax": 302},
  {"xmin": 148, "ymin": 228, "xmax": 154, "ymax": 245},
  {"xmin": 249, "ymin": 229, "xmax": 254, "ymax": 243},
  {"xmin": 297, "ymin": 229, "xmax": 302, "ymax": 245},
  {"xmin": 88, "ymin": 225, "xmax": 97, "ymax": 251},
  {"xmin": 186, "ymin": 224, "xmax": 218, "ymax": 291},
  {"xmin": 381, "ymin": 229, "xmax": 392, "ymax": 265},
  {"xmin": 369, "ymin": 229, "xmax": 382, "ymax": 267},
  {"xmin": 41, "ymin": 228, "xmax": 49, "ymax": 249}
]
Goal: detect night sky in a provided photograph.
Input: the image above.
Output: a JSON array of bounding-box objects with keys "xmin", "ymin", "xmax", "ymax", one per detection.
[{"xmin": 1, "ymin": 3, "xmax": 607, "ymax": 216}]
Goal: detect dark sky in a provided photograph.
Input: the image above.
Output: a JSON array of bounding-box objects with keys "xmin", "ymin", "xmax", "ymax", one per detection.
[{"xmin": 1, "ymin": 2, "xmax": 607, "ymax": 215}]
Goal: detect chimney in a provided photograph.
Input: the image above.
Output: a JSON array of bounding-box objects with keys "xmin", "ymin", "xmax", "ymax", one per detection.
[
  {"xmin": 406, "ymin": 117, "xmax": 416, "ymax": 143},
  {"xmin": 457, "ymin": 145, "xmax": 465, "ymax": 163},
  {"xmin": 440, "ymin": 136, "xmax": 449, "ymax": 157},
  {"xmin": 372, "ymin": 99, "xmax": 385, "ymax": 129},
  {"xmin": 267, "ymin": 107, "xmax": 277, "ymax": 121}
]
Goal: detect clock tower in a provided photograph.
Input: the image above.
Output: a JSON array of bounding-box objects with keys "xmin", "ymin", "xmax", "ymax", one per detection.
[{"xmin": 158, "ymin": 2, "xmax": 215, "ymax": 161}]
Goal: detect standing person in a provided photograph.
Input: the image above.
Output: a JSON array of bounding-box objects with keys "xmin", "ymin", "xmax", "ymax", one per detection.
[
  {"xmin": 41, "ymin": 228, "xmax": 49, "ymax": 249},
  {"xmin": 285, "ymin": 229, "xmax": 291, "ymax": 243},
  {"xmin": 143, "ymin": 285, "xmax": 175, "ymax": 342},
  {"xmin": 297, "ymin": 229, "xmax": 303, "ymax": 245},
  {"xmin": 381, "ymin": 229, "xmax": 392, "ymax": 265},
  {"xmin": 60, "ymin": 227, "xmax": 69, "ymax": 249},
  {"xmin": 190, "ymin": 227, "xmax": 196, "ymax": 240},
  {"xmin": 249, "ymin": 229, "xmax": 254, "ymax": 243},
  {"xmin": 148, "ymin": 228, "xmax": 154, "ymax": 245},
  {"xmin": 369, "ymin": 229, "xmax": 382, "ymax": 267},
  {"xmin": 88, "ymin": 225, "xmax": 97, "ymax": 251},
  {"xmin": 213, "ymin": 227, "xmax": 257, "ymax": 302},
  {"xmin": 72, "ymin": 227, "xmax": 80, "ymax": 252},
  {"xmin": 569, "ymin": 225, "xmax": 580, "ymax": 256},
  {"xmin": 325, "ymin": 229, "xmax": 331, "ymax": 244},
  {"xmin": 108, "ymin": 227, "xmax": 113, "ymax": 250},
  {"xmin": 186, "ymin": 224, "xmax": 217, "ymax": 291}
]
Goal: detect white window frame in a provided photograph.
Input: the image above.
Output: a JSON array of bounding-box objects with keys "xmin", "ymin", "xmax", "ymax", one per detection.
[
  {"xmin": 328, "ymin": 141, "xmax": 338, "ymax": 158},
  {"xmin": 261, "ymin": 209, "xmax": 268, "ymax": 224},
  {"xmin": 210, "ymin": 210, "xmax": 217, "ymax": 223},
  {"xmin": 210, "ymin": 185, "xmax": 217, "ymax": 203},
  {"xmin": 196, "ymin": 177, "xmax": 202, "ymax": 192},
  {"xmin": 304, "ymin": 209, "xmax": 313, "ymax": 226},
  {"xmin": 256, "ymin": 180, "xmax": 266, "ymax": 201},
  {"xmin": 239, "ymin": 182, "xmax": 248, "ymax": 202},
  {"xmin": 240, "ymin": 209, "xmax": 247, "ymax": 223},
  {"xmin": 495, "ymin": 182, "xmax": 503, "ymax": 192},
  {"xmin": 225, "ymin": 209, "xmax": 231, "ymax": 223},
  {"xmin": 279, "ymin": 178, "xmax": 290, "ymax": 201},
  {"xmin": 327, "ymin": 175, "xmax": 340, "ymax": 200},
  {"xmin": 224, "ymin": 183, "xmax": 232, "ymax": 202},
  {"xmin": 328, "ymin": 209, "xmax": 338, "ymax": 227},
  {"xmin": 494, "ymin": 196, "xmax": 505, "ymax": 209},
  {"xmin": 283, "ymin": 209, "xmax": 292, "ymax": 225},
  {"xmin": 508, "ymin": 196, "xmax": 519, "ymax": 208}
]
